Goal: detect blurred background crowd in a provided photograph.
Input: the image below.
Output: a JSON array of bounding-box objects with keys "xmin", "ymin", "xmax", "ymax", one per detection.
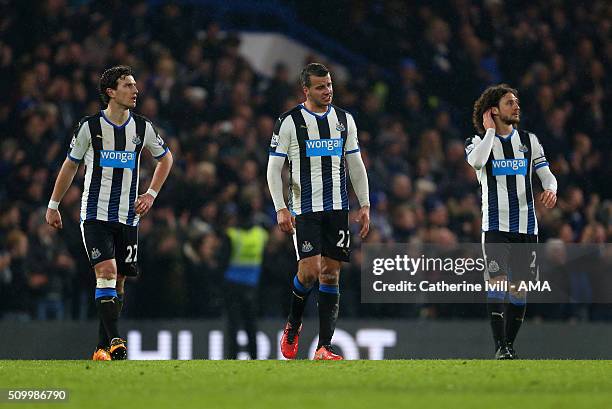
[{"xmin": 0, "ymin": 0, "xmax": 610, "ymax": 322}]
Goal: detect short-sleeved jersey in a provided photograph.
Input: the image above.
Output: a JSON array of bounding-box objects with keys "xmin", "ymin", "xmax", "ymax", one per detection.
[
  {"xmin": 68, "ymin": 111, "xmax": 169, "ymax": 226},
  {"xmin": 269, "ymin": 104, "xmax": 360, "ymax": 215},
  {"xmin": 465, "ymin": 129, "xmax": 549, "ymax": 235}
]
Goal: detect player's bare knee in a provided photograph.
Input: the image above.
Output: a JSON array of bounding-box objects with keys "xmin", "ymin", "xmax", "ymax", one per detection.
[
  {"xmin": 300, "ymin": 274, "xmax": 317, "ymax": 287},
  {"xmin": 319, "ymin": 270, "xmax": 339, "ymax": 285},
  {"xmin": 319, "ymin": 260, "xmax": 340, "ymax": 285},
  {"xmin": 94, "ymin": 260, "xmax": 117, "ymax": 280},
  {"xmin": 298, "ymin": 256, "xmax": 321, "ymax": 285},
  {"xmin": 96, "ymin": 269, "xmax": 117, "ymax": 280}
]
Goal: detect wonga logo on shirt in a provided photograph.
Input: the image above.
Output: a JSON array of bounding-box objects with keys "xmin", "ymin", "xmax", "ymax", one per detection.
[
  {"xmin": 305, "ymin": 138, "xmax": 343, "ymax": 157},
  {"xmin": 491, "ymin": 158, "xmax": 527, "ymax": 176},
  {"xmin": 100, "ymin": 150, "xmax": 136, "ymax": 169}
]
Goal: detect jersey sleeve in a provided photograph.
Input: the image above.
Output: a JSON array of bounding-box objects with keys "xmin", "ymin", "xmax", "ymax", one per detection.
[
  {"xmin": 345, "ymin": 114, "xmax": 360, "ymax": 154},
  {"xmin": 530, "ymin": 133, "xmax": 549, "ymax": 169},
  {"xmin": 67, "ymin": 119, "xmax": 91, "ymax": 162},
  {"xmin": 464, "ymin": 135, "xmax": 481, "ymax": 158},
  {"xmin": 143, "ymin": 121, "xmax": 169, "ymax": 159},
  {"xmin": 269, "ymin": 116, "xmax": 292, "ymax": 157}
]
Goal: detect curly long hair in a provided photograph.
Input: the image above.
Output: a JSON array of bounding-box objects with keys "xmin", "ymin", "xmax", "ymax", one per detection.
[{"xmin": 472, "ymin": 84, "xmax": 518, "ymax": 134}]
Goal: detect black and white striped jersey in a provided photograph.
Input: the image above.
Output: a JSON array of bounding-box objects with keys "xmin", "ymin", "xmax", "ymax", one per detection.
[
  {"xmin": 269, "ymin": 104, "xmax": 360, "ymax": 215},
  {"xmin": 67, "ymin": 111, "xmax": 169, "ymax": 226},
  {"xmin": 465, "ymin": 129, "xmax": 549, "ymax": 235}
]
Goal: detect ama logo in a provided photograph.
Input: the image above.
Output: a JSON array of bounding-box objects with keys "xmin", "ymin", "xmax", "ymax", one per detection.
[
  {"xmin": 492, "ymin": 158, "xmax": 527, "ymax": 176},
  {"xmin": 305, "ymin": 138, "xmax": 343, "ymax": 157},
  {"xmin": 100, "ymin": 150, "xmax": 136, "ymax": 169}
]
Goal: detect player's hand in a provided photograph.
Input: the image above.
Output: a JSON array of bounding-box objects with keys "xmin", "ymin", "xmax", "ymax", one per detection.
[
  {"xmin": 135, "ymin": 193, "xmax": 155, "ymax": 216},
  {"xmin": 355, "ymin": 205, "xmax": 370, "ymax": 239},
  {"xmin": 277, "ymin": 208, "xmax": 295, "ymax": 234},
  {"xmin": 540, "ymin": 190, "xmax": 557, "ymax": 208},
  {"xmin": 483, "ymin": 108, "xmax": 495, "ymax": 131},
  {"xmin": 45, "ymin": 208, "xmax": 63, "ymax": 229}
]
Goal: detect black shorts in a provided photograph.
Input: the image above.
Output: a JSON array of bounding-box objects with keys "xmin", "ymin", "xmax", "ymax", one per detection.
[
  {"xmin": 80, "ymin": 220, "xmax": 139, "ymax": 276},
  {"xmin": 293, "ymin": 210, "xmax": 350, "ymax": 262},
  {"xmin": 482, "ymin": 230, "xmax": 538, "ymax": 282}
]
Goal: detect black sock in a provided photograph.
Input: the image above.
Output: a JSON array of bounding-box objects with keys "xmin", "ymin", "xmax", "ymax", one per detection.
[
  {"xmin": 96, "ymin": 295, "xmax": 120, "ymax": 341},
  {"xmin": 288, "ymin": 275, "xmax": 312, "ymax": 326},
  {"xmin": 317, "ymin": 285, "xmax": 339, "ymax": 348},
  {"xmin": 506, "ymin": 297, "xmax": 526, "ymax": 345},
  {"xmin": 97, "ymin": 320, "xmax": 108, "ymax": 350},
  {"xmin": 487, "ymin": 291, "xmax": 506, "ymax": 350},
  {"xmin": 97, "ymin": 292, "xmax": 123, "ymax": 348}
]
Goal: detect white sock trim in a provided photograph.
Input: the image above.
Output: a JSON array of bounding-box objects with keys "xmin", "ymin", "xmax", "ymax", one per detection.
[{"xmin": 96, "ymin": 278, "xmax": 117, "ymax": 288}]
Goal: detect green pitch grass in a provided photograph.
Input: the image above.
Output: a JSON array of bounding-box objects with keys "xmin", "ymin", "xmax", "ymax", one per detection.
[{"xmin": 1, "ymin": 360, "xmax": 611, "ymax": 409}]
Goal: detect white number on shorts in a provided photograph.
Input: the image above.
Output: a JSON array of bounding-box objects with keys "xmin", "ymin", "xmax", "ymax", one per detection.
[
  {"xmin": 530, "ymin": 250, "xmax": 537, "ymax": 268},
  {"xmin": 336, "ymin": 230, "xmax": 350, "ymax": 248},
  {"xmin": 125, "ymin": 244, "xmax": 138, "ymax": 263}
]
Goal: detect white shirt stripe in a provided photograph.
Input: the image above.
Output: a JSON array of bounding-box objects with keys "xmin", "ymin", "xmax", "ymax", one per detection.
[{"xmin": 492, "ymin": 140, "xmax": 510, "ymax": 231}]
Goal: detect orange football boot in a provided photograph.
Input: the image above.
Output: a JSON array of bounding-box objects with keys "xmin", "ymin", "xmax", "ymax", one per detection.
[
  {"xmin": 313, "ymin": 345, "xmax": 343, "ymax": 360},
  {"xmin": 92, "ymin": 348, "xmax": 111, "ymax": 361},
  {"xmin": 280, "ymin": 322, "xmax": 302, "ymax": 359}
]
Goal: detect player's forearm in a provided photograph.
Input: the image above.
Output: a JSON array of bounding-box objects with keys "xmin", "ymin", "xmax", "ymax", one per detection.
[
  {"xmin": 148, "ymin": 151, "xmax": 173, "ymax": 194},
  {"xmin": 536, "ymin": 166, "xmax": 557, "ymax": 193},
  {"xmin": 50, "ymin": 158, "xmax": 79, "ymax": 204},
  {"xmin": 467, "ymin": 128, "xmax": 495, "ymax": 169},
  {"xmin": 346, "ymin": 152, "xmax": 370, "ymax": 207},
  {"xmin": 266, "ymin": 155, "xmax": 287, "ymax": 211}
]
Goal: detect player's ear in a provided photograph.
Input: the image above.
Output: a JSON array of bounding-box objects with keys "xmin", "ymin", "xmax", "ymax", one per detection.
[{"xmin": 492, "ymin": 107, "xmax": 499, "ymax": 115}]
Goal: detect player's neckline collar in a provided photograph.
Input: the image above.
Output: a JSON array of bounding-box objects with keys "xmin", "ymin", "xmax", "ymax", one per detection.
[
  {"xmin": 496, "ymin": 129, "xmax": 515, "ymax": 141},
  {"xmin": 300, "ymin": 104, "xmax": 332, "ymax": 119},
  {"xmin": 101, "ymin": 110, "xmax": 132, "ymax": 129}
]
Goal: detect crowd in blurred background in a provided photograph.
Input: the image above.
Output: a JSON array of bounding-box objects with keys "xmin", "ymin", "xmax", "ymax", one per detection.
[{"xmin": 0, "ymin": 0, "xmax": 610, "ymax": 322}]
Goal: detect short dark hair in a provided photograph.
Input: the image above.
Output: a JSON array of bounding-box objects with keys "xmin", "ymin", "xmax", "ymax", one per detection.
[
  {"xmin": 99, "ymin": 65, "xmax": 134, "ymax": 105},
  {"xmin": 300, "ymin": 63, "xmax": 329, "ymax": 88},
  {"xmin": 472, "ymin": 84, "xmax": 518, "ymax": 134}
]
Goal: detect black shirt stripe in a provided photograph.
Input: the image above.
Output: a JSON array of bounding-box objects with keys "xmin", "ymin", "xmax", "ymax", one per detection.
[{"xmin": 86, "ymin": 117, "xmax": 103, "ymax": 220}]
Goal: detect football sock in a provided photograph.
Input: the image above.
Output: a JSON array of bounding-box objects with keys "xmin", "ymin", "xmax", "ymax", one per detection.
[
  {"xmin": 97, "ymin": 292, "xmax": 124, "ymax": 349},
  {"xmin": 95, "ymin": 285, "xmax": 120, "ymax": 341},
  {"xmin": 506, "ymin": 294, "xmax": 526, "ymax": 345},
  {"xmin": 317, "ymin": 284, "xmax": 339, "ymax": 348},
  {"xmin": 97, "ymin": 320, "xmax": 108, "ymax": 350},
  {"xmin": 288, "ymin": 275, "xmax": 312, "ymax": 326},
  {"xmin": 487, "ymin": 290, "xmax": 506, "ymax": 350}
]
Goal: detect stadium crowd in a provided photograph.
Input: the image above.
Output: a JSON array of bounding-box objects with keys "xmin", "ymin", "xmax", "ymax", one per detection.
[{"xmin": 0, "ymin": 0, "xmax": 610, "ymax": 322}]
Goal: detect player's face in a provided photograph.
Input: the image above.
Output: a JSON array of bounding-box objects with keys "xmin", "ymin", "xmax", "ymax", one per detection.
[
  {"xmin": 109, "ymin": 75, "xmax": 138, "ymax": 109},
  {"xmin": 494, "ymin": 92, "xmax": 520, "ymax": 126},
  {"xmin": 305, "ymin": 74, "xmax": 333, "ymax": 108}
]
